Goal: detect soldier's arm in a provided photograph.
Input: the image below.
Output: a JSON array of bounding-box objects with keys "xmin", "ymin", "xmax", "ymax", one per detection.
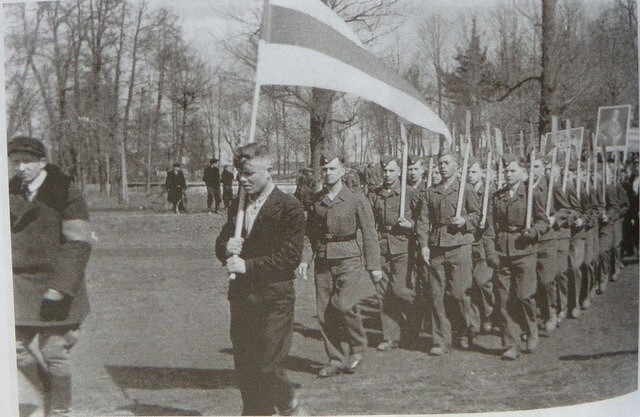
[
  {"xmin": 462, "ymin": 184, "xmax": 481, "ymax": 232},
  {"xmin": 51, "ymin": 184, "xmax": 94, "ymax": 297},
  {"xmin": 532, "ymin": 187, "xmax": 550, "ymax": 236},
  {"xmin": 215, "ymin": 198, "xmax": 238, "ymax": 264},
  {"xmin": 414, "ymin": 190, "xmax": 430, "ymax": 248},
  {"xmin": 356, "ymin": 193, "xmax": 381, "ymax": 271},
  {"xmin": 554, "ymin": 185, "xmax": 577, "ymax": 227},
  {"xmin": 301, "ymin": 205, "xmax": 318, "ymax": 265}
]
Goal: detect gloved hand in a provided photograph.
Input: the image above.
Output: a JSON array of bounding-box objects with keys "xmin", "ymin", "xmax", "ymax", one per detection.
[{"xmin": 40, "ymin": 295, "xmax": 73, "ymax": 322}]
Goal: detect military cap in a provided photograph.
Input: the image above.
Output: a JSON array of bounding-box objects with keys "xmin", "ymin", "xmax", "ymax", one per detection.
[
  {"xmin": 319, "ymin": 151, "xmax": 343, "ymax": 166},
  {"xmin": 210, "ymin": 158, "xmax": 218, "ymax": 164},
  {"xmin": 408, "ymin": 154, "xmax": 422, "ymax": 166},
  {"xmin": 467, "ymin": 156, "xmax": 481, "ymax": 168},
  {"xmin": 173, "ymin": 162, "xmax": 181, "ymax": 168},
  {"xmin": 8, "ymin": 136, "xmax": 47, "ymax": 158},
  {"xmin": 380, "ymin": 155, "xmax": 399, "ymax": 168}
]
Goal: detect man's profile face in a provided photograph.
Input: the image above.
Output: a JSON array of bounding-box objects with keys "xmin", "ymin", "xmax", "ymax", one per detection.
[
  {"xmin": 322, "ymin": 158, "xmax": 345, "ymax": 186},
  {"xmin": 431, "ymin": 169, "xmax": 442, "ymax": 185},
  {"xmin": 532, "ymin": 159, "xmax": 545, "ymax": 181},
  {"xmin": 439, "ymin": 155, "xmax": 458, "ymax": 180},
  {"xmin": 9, "ymin": 152, "xmax": 46, "ymax": 184},
  {"xmin": 238, "ymin": 157, "xmax": 272, "ymax": 195},
  {"xmin": 468, "ymin": 162, "xmax": 483, "ymax": 186},
  {"xmin": 408, "ymin": 161, "xmax": 424, "ymax": 185},
  {"xmin": 382, "ymin": 160, "xmax": 400, "ymax": 186}
]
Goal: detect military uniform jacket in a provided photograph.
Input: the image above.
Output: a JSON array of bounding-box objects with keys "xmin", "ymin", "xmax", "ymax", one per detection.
[
  {"xmin": 368, "ymin": 183, "xmax": 428, "ymax": 256},
  {"xmin": 485, "ymin": 181, "xmax": 549, "ymax": 257},
  {"xmin": 10, "ymin": 165, "xmax": 93, "ymax": 327},
  {"xmin": 302, "ymin": 185, "xmax": 380, "ymax": 271},
  {"xmin": 549, "ymin": 178, "xmax": 574, "ymax": 240},
  {"xmin": 472, "ymin": 181, "xmax": 495, "ymax": 260},
  {"xmin": 424, "ymin": 180, "xmax": 481, "ymax": 248},
  {"xmin": 565, "ymin": 180, "xmax": 589, "ymax": 239}
]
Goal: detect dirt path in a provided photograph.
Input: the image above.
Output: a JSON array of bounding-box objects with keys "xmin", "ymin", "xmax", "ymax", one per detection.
[{"xmin": 69, "ymin": 211, "xmax": 638, "ymax": 416}]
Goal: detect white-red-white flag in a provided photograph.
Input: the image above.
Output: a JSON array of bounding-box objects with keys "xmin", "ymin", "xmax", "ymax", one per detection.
[{"xmin": 256, "ymin": 0, "xmax": 452, "ymax": 142}]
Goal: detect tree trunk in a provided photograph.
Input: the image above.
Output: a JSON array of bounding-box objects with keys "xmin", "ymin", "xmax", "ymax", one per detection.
[
  {"xmin": 309, "ymin": 87, "xmax": 333, "ymax": 178},
  {"xmin": 538, "ymin": 0, "xmax": 557, "ymax": 135}
]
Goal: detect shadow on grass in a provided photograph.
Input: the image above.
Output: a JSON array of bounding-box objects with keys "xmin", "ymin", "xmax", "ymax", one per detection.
[
  {"xmin": 114, "ymin": 403, "xmax": 203, "ymax": 416},
  {"xmin": 558, "ymin": 350, "xmax": 638, "ymax": 361},
  {"xmin": 105, "ymin": 365, "xmax": 236, "ymax": 390},
  {"xmin": 218, "ymin": 348, "xmax": 324, "ymax": 375}
]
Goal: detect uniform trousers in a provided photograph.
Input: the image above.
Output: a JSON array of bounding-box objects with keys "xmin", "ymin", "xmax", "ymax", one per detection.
[
  {"xmin": 555, "ymin": 238, "xmax": 571, "ymax": 316},
  {"xmin": 315, "ymin": 257, "xmax": 367, "ymax": 368},
  {"xmin": 582, "ymin": 231, "xmax": 595, "ymax": 302},
  {"xmin": 16, "ymin": 326, "xmax": 80, "ymax": 414},
  {"xmin": 611, "ymin": 221, "xmax": 623, "ymax": 276},
  {"xmin": 495, "ymin": 253, "xmax": 537, "ymax": 348},
  {"xmin": 536, "ymin": 239, "xmax": 558, "ymax": 322},
  {"xmin": 599, "ymin": 224, "xmax": 613, "ymax": 284},
  {"xmin": 206, "ymin": 185, "xmax": 221, "ymax": 211},
  {"xmin": 229, "ymin": 280, "xmax": 295, "ymax": 416},
  {"xmin": 413, "ymin": 253, "xmax": 432, "ymax": 335},
  {"xmin": 377, "ymin": 251, "xmax": 416, "ymax": 343},
  {"xmin": 568, "ymin": 238, "xmax": 586, "ymax": 312},
  {"xmin": 469, "ymin": 249, "xmax": 495, "ymax": 332},
  {"xmin": 428, "ymin": 244, "xmax": 473, "ymax": 349}
]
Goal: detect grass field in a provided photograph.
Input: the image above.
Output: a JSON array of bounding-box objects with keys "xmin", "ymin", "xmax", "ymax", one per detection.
[{"xmin": 44, "ymin": 191, "xmax": 640, "ymax": 416}]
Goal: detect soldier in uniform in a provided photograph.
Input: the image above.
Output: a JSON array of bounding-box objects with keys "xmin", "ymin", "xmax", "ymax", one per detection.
[
  {"xmin": 610, "ymin": 165, "xmax": 629, "ymax": 281},
  {"xmin": 598, "ymin": 162, "xmax": 616, "ymax": 292},
  {"xmin": 298, "ymin": 152, "xmax": 381, "ymax": 378},
  {"xmin": 423, "ymin": 151, "xmax": 481, "ymax": 355},
  {"xmin": 203, "ymin": 158, "xmax": 221, "ymax": 213},
  {"xmin": 368, "ymin": 156, "xmax": 428, "ymax": 351},
  {"xmin": 9, "ymin": 136, "xmax": 94, "ymax": 417},
  {"xmin": 467, "ymin": 156, "xmax": 496, "ymax": 334},
  {"xmin": 485, "ymin": 154, "xmax": 549, "ymax": 360}
]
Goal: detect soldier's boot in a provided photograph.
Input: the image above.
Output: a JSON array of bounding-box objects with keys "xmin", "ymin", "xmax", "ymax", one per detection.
[{"xmin": 46, "ymin": 374, "xmax": 71, "ymax": 417}]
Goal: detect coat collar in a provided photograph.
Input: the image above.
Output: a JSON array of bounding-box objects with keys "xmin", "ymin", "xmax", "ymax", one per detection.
[
  {"xmin": 321, "ymin": 184, "xmax": 350, "ymax": 207},
  {"xmin": 434, "ymin": 179, "xmax": 459, "ymax": 195},
  {"xmin": 245, "ymin": 186, "xmax": 284, "ymax": 236}
]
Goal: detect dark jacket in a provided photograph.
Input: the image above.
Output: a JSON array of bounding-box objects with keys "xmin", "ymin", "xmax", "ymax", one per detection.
[
  {"xmin": 10, "ymin": 165, "xmax": 92, "ymax": 327},
  {"xmin": 216, "ymin": 187, "xmax": 305, "ymax": 300},
  {"xmin": 221, "ymin": 170, "xmax": 234, "ymax": 187},
  {"xmin": 203, "ymin": 165, "xmax": 220, "ymax": 187}
]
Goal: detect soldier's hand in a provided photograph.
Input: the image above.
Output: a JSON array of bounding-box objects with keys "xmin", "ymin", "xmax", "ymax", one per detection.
[
  {"xmin": 450, "ymin": 216, "xmax": 466, "ymax": 228},
  {"xmin": 226, "ymin": 256, "xmax": 246, "ymax": 274},
  {"xmin": 369, "ymin": 270, "xmax": 383, "ymax": 283},
  {"xmin": 421, "ymin": 247, "xmax": 431, "ymax": 266},
  {"xmin": 548, "ymin": 215, "xmax": 556, "ymax": 227},
  {"xmin": 226, "ymin": 238, "xmax": 244, "ymax": 257},
  {"xmin": 296, "ymin": 263, "xmax": 309, "ymax": 280},
  {"xmin": 40, "ymin": 289, "xmax": 72, "ymax": 322},
  {"xmin": 574, "ymin": 217, "xmax": 584, "ymax": 228},
  {"xmin": 521, "ymin": 228, "xmax": 537, "ymax": 239},
  {"xmin": 397, "ymin": 217, "xmax": 413, "ymax": 229}
]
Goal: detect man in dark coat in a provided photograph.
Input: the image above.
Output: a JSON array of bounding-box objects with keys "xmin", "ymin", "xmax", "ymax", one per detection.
[
  {"xmin": 203, "ymin": 158, "xmax": 221, "ymax": 212},
  {"xmin": 216, "ymin": 143, "xmax": 307, "ymax": 416},
  {"xmin": 8, "ymin": 136, "xmax": 93, "ymax": 416},
  {"xmin": 165, "ymin": 163, "xmax": 187, "ymax": 213},
  {"xmin": 221, "ymin": 164, "xmax": 235, "ymax": 209}
]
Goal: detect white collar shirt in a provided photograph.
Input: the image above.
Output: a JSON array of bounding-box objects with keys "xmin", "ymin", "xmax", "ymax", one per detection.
[
  {"xmin": 244, "ymin": 182, "xmax": 275, "ymax": 235},
  {"xmin": 26, "ymin": 170, "xmax": 48, "ymax": 202}
]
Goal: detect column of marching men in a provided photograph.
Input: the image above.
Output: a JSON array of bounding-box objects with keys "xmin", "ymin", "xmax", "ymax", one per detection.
[{"xmin": 299, "ymin": 148, "xmax": 631, "ymax": 376}]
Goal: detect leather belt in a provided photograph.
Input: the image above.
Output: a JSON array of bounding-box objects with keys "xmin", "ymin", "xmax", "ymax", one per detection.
[{"xmin": 319, "ymin": 233, "xmax": 357, "ymax": 243}]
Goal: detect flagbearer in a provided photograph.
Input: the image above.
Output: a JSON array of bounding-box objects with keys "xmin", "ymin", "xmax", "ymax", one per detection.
[
  {"xmin": 423, "ymin": 151, "xmax": 481, "ymax": 355},
  {"xmin": 485, "ymin": 154, "xmax": 549, "ymax": 360},
  {"xmin": 466, "ymin": 156, "xmax": 497, "ymax": 334},
  {"xmin": 368, "ymin": 156, "xmax": 428, "ymax": 351},
  {"xmin": 298, "ymin": 152, "xmax": 381, "ymax": 378}
]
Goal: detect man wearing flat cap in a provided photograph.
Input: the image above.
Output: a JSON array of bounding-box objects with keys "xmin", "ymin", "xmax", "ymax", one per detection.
[
  {"xmin": 368, "ymin": 156, "xmax": 428, "ymax": 351},
  {"xmin": 298, "ymin": 151, "xmax": 381, "ymax": 378},
  {"xmin": 203, "ymin": 158, "xmax": 221, "ymax": 213},
  {"xmin": 423, "ymin": 150, "xmax": 481, "ymax": 356},
  {"xmin": 484, "ymin": 154, "xmax": 549, "ymax": 360},
  {"xmin": 8, "ymin": 136, "xmax": 94, "ymax": 416}
]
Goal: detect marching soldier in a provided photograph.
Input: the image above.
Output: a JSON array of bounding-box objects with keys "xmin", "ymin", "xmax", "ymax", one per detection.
[
  {"xmin": 298, "ymin": 152, "xmax": 381, "ymax": 378},
  {"xmin": 467, "ymin": 156, "xmax": 496, "ymax": 334},
  {"xmin": 598, "ymin": 163, "xmax": 616, "ymax": 292},
  {"xmin": 368, "ymin": 156, "xmax": 428, "ymax": 351},
  {"xmin": 485, "ymin": 154, "xmax": 549, "ymax": 360},
  {"xmin": 423, "ymin": 151, "xmax": 481, "ymax": 355},
  {"xmin": 611, "ymin": 165, "xmax": 630, "ymax": 281}
]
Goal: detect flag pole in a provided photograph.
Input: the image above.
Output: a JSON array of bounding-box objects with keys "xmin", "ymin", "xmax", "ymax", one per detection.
[
  {"xmin": 546, "ymin": 146, "xmax": 557, "ymax": 217},
  {"xmin": 456, "ymin": 110, "xmax": 472, "ymax": 218},
  {"xmin": 230, "ymin": 0, "xmax": 270, "ymax": 280},
  {"xmin": 480, "ymin": 151, "xmax": 492, "ymax": 229},
  {"xmin": 526, "ymin": 146, "xmax": 536, "ymax": 229},
  {"xmin": 399, "ymin": 123, "xmax": 409, "ymax": 219},
  {"xmin": 426, "ymin": 156, "xmax": 434, "ymax": 188}
]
